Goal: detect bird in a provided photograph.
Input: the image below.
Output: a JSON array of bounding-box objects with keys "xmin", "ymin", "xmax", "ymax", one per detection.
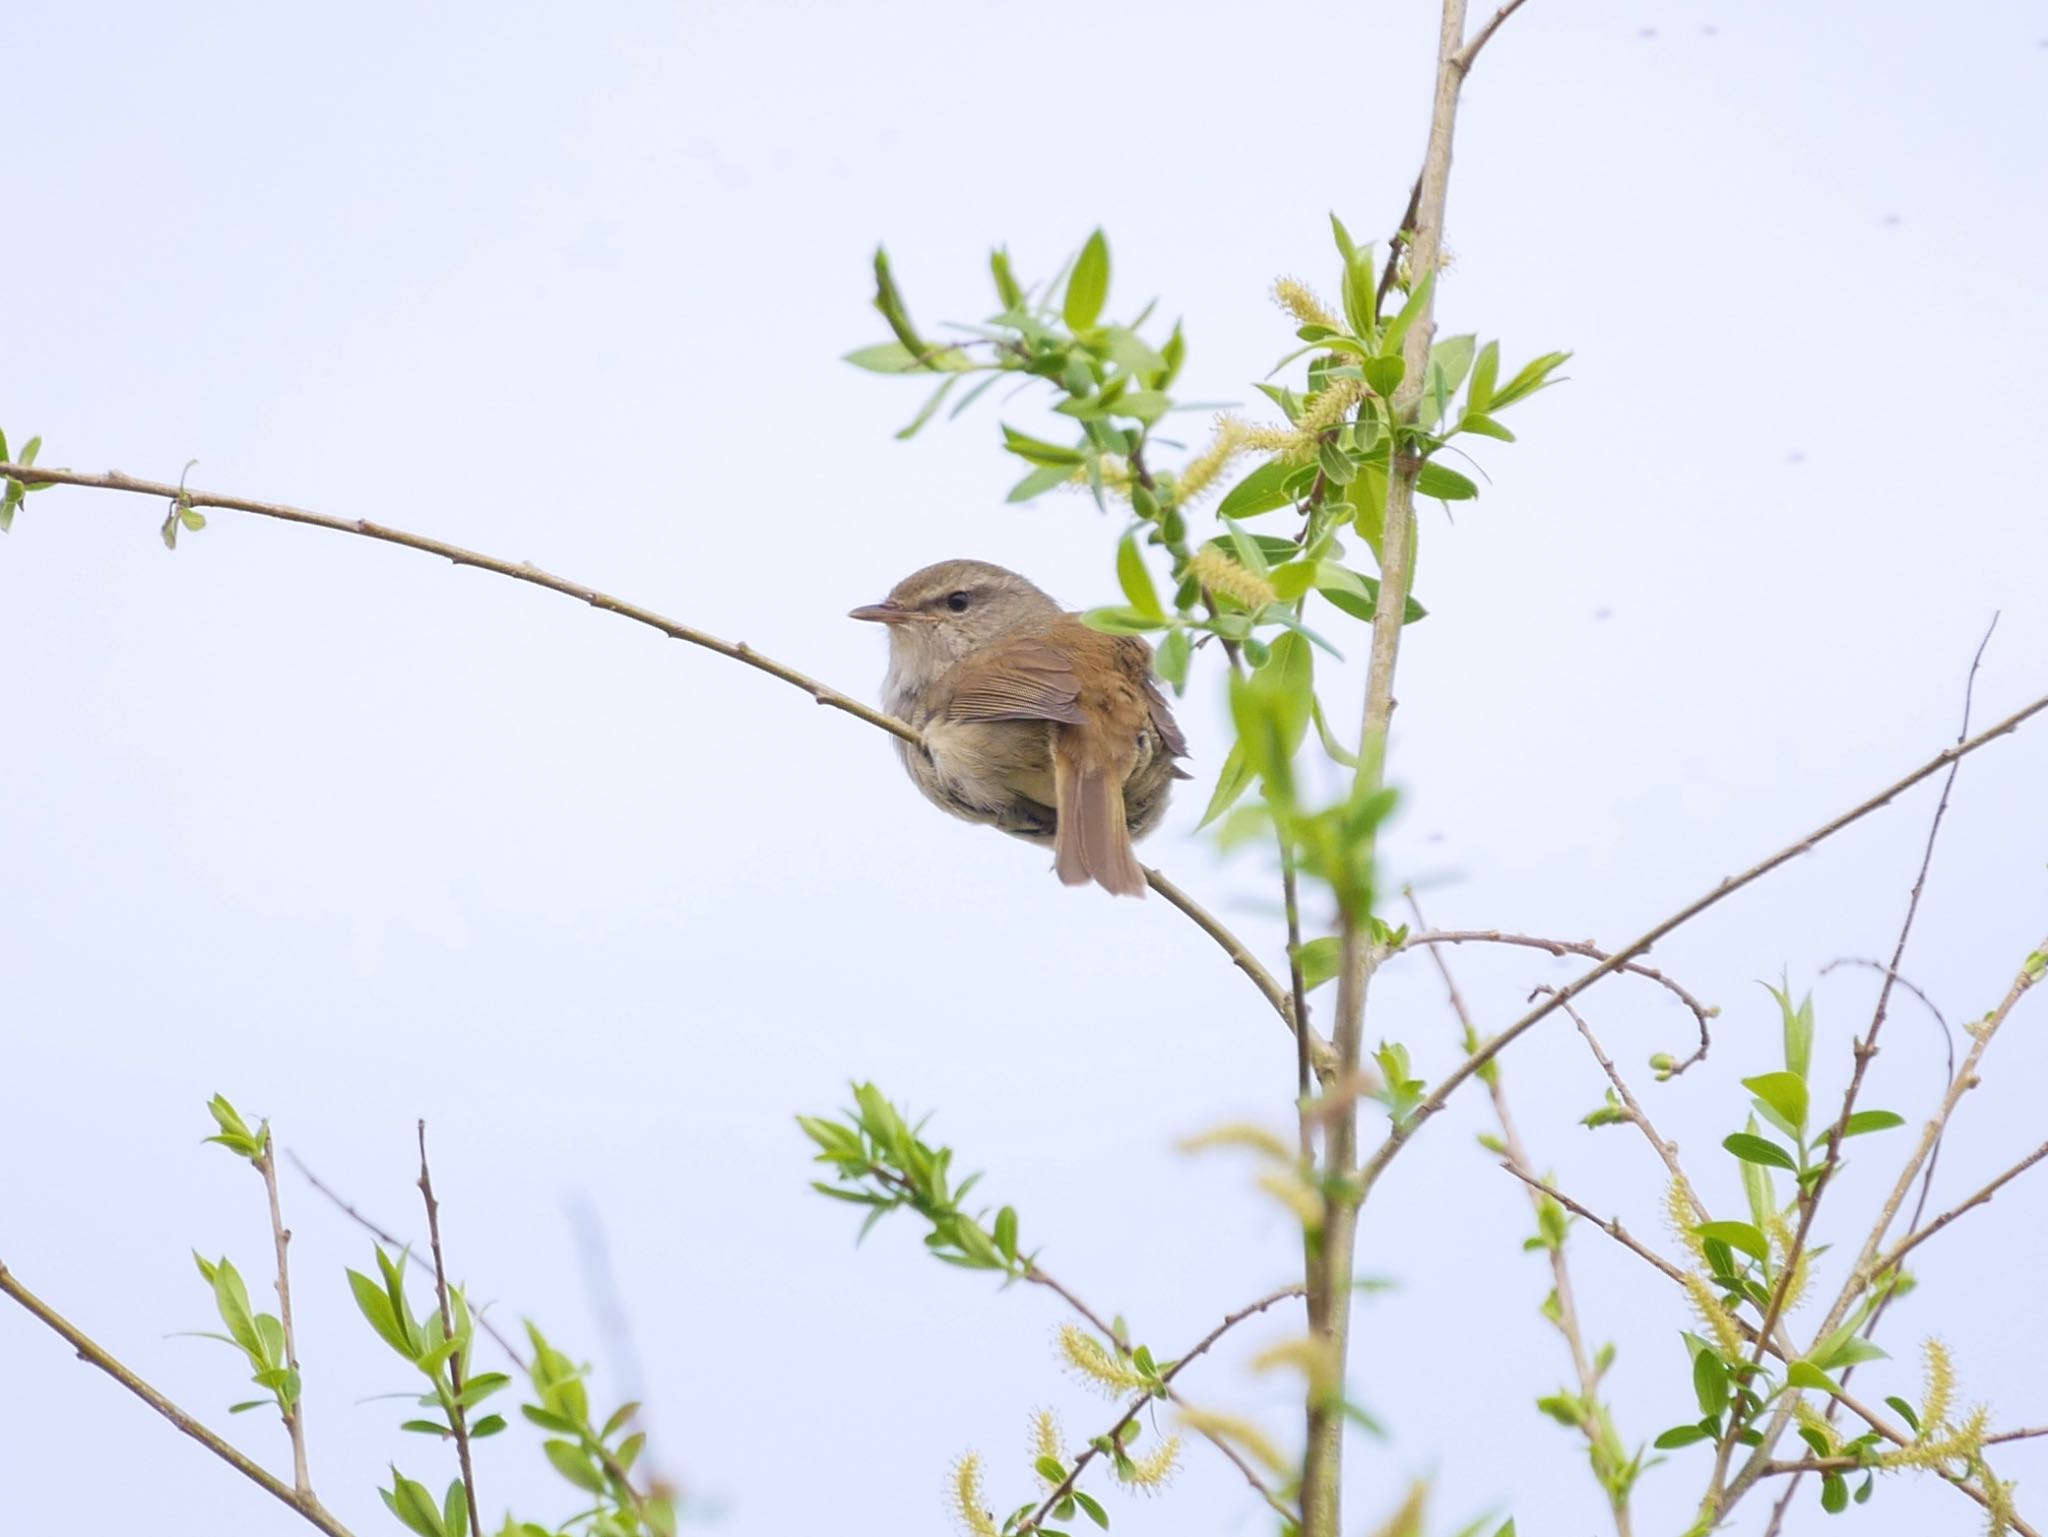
[{"xmin": 851, "ymin": 559, "xmax": 1189, "ymax": 897}]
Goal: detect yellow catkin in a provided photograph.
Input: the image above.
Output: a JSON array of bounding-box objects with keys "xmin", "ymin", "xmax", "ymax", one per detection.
[
  {"xmin": 1030, "ymin": 1408, "xmax": 1062, "ymax": 1472},
  {"xmin": 1174, "ymin": 417, "xmax": 1255, "ymax": 505},
  {"xmin": 1984, "ymin": 1470, "xmax": 2018, "ymax": 1537},
  {"xmin": 1176, "ymin": 1407, "xmax": 1287, "ymax": 1475},
  {"xmin": 1767, "ymin": 1215, "xmax": 1810, "ymax": 1312},
  {"xmin": 1177, "ymin": 1121, "xmax": 1293, "ymax": 1161},
  {"xmin": 1682, "ymin": 1273, "xmax": 1746, "ymax": 1363},
  {"xmin": 1116, "ymin": 1433, "xmax": 1182, "ymax": 1491},
  {"xmin": 1291, "ymin": 376, "xmax": 1367, "ymax": 438},
  {"xmin": 1062, "ymin": 454, "xmax": 1135, "ymax": 497},
  {"xmin": 1056, "ymin": 1324, "xmax": 1148, "ymax": 1396},
  {"xmin": 1251, "ymin": 1335, "xmax": 1340, "ymax": 1400},
  {"xmin": 949, "ymin": 1453, "xmax": 1000, "ymax": 1537},
  {"xmin": 1185, "ymin": 547, "xmax": 1278, "ymax": 610},
  {"xmin": 1272, "ymin": 277, "xmax": 1341, "ymax": 332},
  {"xmin": 1667, "ymin": 1181, "xmax": 1708, "ymax": 1267},
  {"xmin": 1921, "ymin": 1338, "xmax": 1955, "ymax": 1434},
  {"xmin": 1365, "ymin": 1482, "xmax": 1429, "ymax": 1537},
  {"xmin": 1793, "ymin": 1398, "xmax": 1838, "ymax": 1455},
  {"xmin": 1878, "ymin": 1404, "xmax": 1988, "ymax": 1471},
  {"xmin": 1256, "ymin": 1167, "xmax": 1326, "ymax": 1229}
]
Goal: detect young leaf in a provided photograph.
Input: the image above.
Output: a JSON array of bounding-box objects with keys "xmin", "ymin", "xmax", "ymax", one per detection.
[
  {"xmin": 1064, "ymin": 230, "xmax": 1110, "ymax": 333},
  {"xmin": 1840, "ymin": 1110, "xmax": 1906, "ymax": 1139},
  {"xmin": 1116, "ymin": 532, "xmax": 1164, "ymax": 620},
  {"xmin": 1743, "ymin": 1072, "xmax": 1809, "ymax": 1136},
  {"xmin": 1693, "ymin": 1221, "xmax": 1770, "ymax": 1264},
  {"xmin": 1723, "ymin": 1133, "xmax": 1798, "ymax": 1172}
]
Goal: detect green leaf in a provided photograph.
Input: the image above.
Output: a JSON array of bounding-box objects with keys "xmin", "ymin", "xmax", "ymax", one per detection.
[
  {"xmin": 896, "ymin": 375, "xmax": 960, "ymax": 440},
  {"xmin": 1693, "ymin": 1349, "xmax": 1730, "ymax": 1417},
  {"xmin": 1363, "ymin": 355, "xmax": 1405, "ymax": 398},
  {"xmin": 348, "ymin": 1269, "xmax": 412, "ymax": 1358},
  {"xmin": 993, "ymin": 1206, "xmax": 1019, "ymax": 1265},
  {"xmin": 544, "ymin": 1439, "xmax": 607, "ymax": 1495},
  {"xmin": 1415, "ymin": 462, "xmax": 1478, "ymax": 501},
  {"xmin": 842, "ymin": 341, "xmax": 923, "ymax": 373},
  {"xmin": 1073, "ymin": 1489, "xmax": 1109, "ymax": 1529},
  {"xmin": 1079, "ymin": 605, "xmax": 1168, "ymax": 636},
  {"xmin": 1821, "ymin": 1472, "xmax": 1849, "ymax": 1514},
  {"xmin": 1813, "ymin": 1332, "xmax": 1888, "ymax": 1371},
  {"xmin": 470, "ymin": 1413, "xmax": 507, "ymax": 1438},
  {"xmin": 444, "ymin": 1480, "xmax": 470, "ymax": 1537},
  {"xmin": 401, "ymin": 1419, "xmax": 452, "ymax": 1436},
  {"xmin": 208, "ymin": 1259, "xmax": 262, "ymax": 1358},
  {"xmin": 1653, "ymin": 1423, "xmax": 1711, "ymax": 1450},
  {"xmin": 1296, "ymin": 936, "xmax": 1341, "ymax": 991},
  {"xmin": 1116, "ymin": 533, "xmax": 1164, "ymax": 620},
  {"xmin": 1840, "ymin": 1110, "xmax": 1906, "ymax": 1139},
  {"xmin": 1213, "ymin": 459, "xmax": 1295, "ymax": 519},
  {"xmin": 1723, "ymin": 1133, "xmax": 1798, "ymax": 1172},
  {"xmin": 20, "ymin": 436, "xmax": 41, "ymax": 466},
  {"xmin": 1743, "ymin": 1073, "xmax": 1809, "ymax": 1136},
  {"xmin": 991, "ymin": 247, "xmax": 1024, "ymax": 310},
  {"xmin": 1768, "ymin": 981, "xmax": 1815, "ymax": 1082},
  {"xmin": 1693, "ymin": 1221, "xmax": 1770, "ymax": 1264},
  {"xmin": 1379, "ymin": 271, "xmax": 1436, "ymax": 359},
  {"xmin": 1490, "ymin": 349, "xmax": 1571, "ymax": 409},
  {"xmin": 1197, "ymin": 739, "xmax": 1256, "ymax": 829},
  {"xmin": 1153, "ymin": 627, "xmax": 1191, "ymax": 692},
  {"xmin": 1427, "ymin": 334, "xmax": 1477, "ymax": 402},
  {"xmin": 1786, "ymin": 1361, "xmax": 1836, "ymax": 1393},
  {"xmin": 1458, "ymin": 411, "xmax": 1516, "ymax": 442},
  {"xmin": 1739, "ymin": 1117, "xmax": 1776, "ymax": 1231},
  {"xmin": 1064, "ymin": 230, "xmax": 1110, "ymax": 333},
  {"xmin": 1008, "ymin": 463, "xmax": 1076, "ymax": 502},
  {"xmin": 1466, "ymin": 340, "xmax": 1500, "ymax": 412},
  {"xmin": 1000, "ymin": 424, "xmax": 1086, "ymax": 467},
  {"xmin": 1885, "ymin": 1395, "xmax": 1921, "ymax": 1434},
  {"xmin": 383, "ymin": 1470, "xmax": 448, "ymax": 1537}
]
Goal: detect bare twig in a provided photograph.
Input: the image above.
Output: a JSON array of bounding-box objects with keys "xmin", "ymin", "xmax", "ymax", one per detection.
[
  {"xmin": 1871, "ymin": 1137, "xmax": 2048, "ymax": 1277},
  {"xmin": 1145, "ymin": 865, "xmax": 1324, "ymax": 1066},
  {"xmin": 1018, "ymin": 1285, "xmax": 1304, "ymax": 1535},
  {"xmin": 0, "ymin": 464, "xmax": 919, "ymax": 745},
  {"xmin": 1498, "ymin": 1168, "xmax": 1691, "ymax": 1291},
  {"xmin": 1022, "ymin": 1264, "xmax": 1130, "ymax": 1353},
  {"xmin": 7, "ymin": 461, "xmax": 1303, "ymax": 1058},
  {"xmin": 1395, "ymin": 929, "xmax": 1715, "ymax": 1073},
  {"xmin": 1354, "ymin": 690, "xmax": 2048, "ymax": 1196},
  {"xmin": 1727, "ymin": 621, "xmax": 2002, "ymax": 1512},
  {"xmin": 1408, "ymin": 897, "xmax": 1629, "ymax": 1537},
  {"xmin": 286, "ymin": 1148, "xmax": 531, "ymax": 1373},
  {"xmin": 256, "ymin": 1131, "xmax": 312, "ymax": 1496},
  {"xmin": 0, "ymin": 1262, "xmax": 356, "ymax": 1537},
  {"xmin": 1452, "ymin": 0, "xmax": 1536, "ymax": 73},
  {"xmin": 415, "ymin": 1123, "xmax": 483, "ymax": 1537}
]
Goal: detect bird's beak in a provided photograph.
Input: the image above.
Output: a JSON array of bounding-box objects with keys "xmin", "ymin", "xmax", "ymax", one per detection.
[{"xmin": 849, "ymin": 601, "xmax": 921, "ymax": 625}]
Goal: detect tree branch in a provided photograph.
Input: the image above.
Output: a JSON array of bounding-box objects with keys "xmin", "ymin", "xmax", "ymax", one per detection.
[
  {"xmin": 256, "ymin": 1130, "xmax": 313, "ymax": 1497},
  {"xmin": 1355, "ymin": 691, "xmax": 2048, "ymax": 1195},
  {"xmin": 1017, "ymin": 1285, "xmax": 1304, "ymax": 1535},
  {"xmin": 1394, "ymin": 928, "xmax": 1715, "ymax": 1073},
  {"xmin": 0, "ymin": 1261, "xmax": 356, "ymax": 1537},
  {"xmin": 1408, "ymin": 896, "xmax": 1629, "ymax": 1537},
  {"xmin": 415, "ymin": 1123, "xmax": 483, "ymax": 1537},
  {"xmin": 5, "ymin": 461, "xmax": 1309, "ymax": 1058},
  {"xmin": 1871, "ymin": 1136, "xmax": 2048, "ymax": 1279}
]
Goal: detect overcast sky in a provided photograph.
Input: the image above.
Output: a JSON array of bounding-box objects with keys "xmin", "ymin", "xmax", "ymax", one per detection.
[{"xmin": 4, "ymin": 3, "xmax": 2046, "ymax": 1534}]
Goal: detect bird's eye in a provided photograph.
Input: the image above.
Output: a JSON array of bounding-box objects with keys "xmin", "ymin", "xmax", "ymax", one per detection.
[{"xmin": 946, "ymin": 591, "xmax": 972, "ymax": 613}]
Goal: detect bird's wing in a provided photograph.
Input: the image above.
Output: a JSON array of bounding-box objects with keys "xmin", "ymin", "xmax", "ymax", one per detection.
[
  {"xmin": 942, "ymin": 637, "xmax": 1089, "ymax": 725},
  {"xmin": 1114, "ymin": 635, "xmax": 1191, "ymax": 761}
]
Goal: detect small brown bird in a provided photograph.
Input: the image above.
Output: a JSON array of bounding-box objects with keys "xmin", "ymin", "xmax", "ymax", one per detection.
[{"xmin": 852, "ymin": 559, "xmax": 1189, "ymax": 897}]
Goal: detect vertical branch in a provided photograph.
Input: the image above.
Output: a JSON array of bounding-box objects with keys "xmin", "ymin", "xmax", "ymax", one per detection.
[
  {"xmin": 1302, "ymin": 2, "xmax": 1475, "ymax": 1533},
  {"xmin": 1408, "ymin": 895, "xmax": 1630, "ymax": 1537},
  {"xmin": 416, "ymin": 1123, "xmax": 484, "ymax": 1537},
  {"xmin": 257, "ymin": 1131, "xmax": 313, "ymax": 1497}
]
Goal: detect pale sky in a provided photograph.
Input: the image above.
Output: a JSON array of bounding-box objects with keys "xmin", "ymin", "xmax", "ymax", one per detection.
[{"xmin": 4, "ymin": 2, "xmax": 2045, "ymax": 1534}]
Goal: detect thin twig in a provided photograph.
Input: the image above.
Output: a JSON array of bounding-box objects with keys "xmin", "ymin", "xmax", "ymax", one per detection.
[
  {"xmin": 1163, "ymin": 1385, "xmax": 1296, "ymax": 1520},
  {"xmin": 1408, "ymin": 896, "xmax": 1629, "ymax": 1537},
  {"xmin": 7, "ymin": 461, "xmax": 1301, "ymax": 1059},
  {"xmin": 1729, "ymin": 618, "xmax": 2000, "ymax": 1513},
  {"xmin": 1354, "ymin": 690, "xmax": 2048, "ymax": 1196},
  {"xmin": 1022, "ymin": 1265, "xmax": 1130, "ymax": 1353},
  {"xmin": 257, "ymin": 1131, "xmax": 313, "ymax": 1497},
  {"xmin": 1395, "ymin": 929, "xmax": 1716, "ymax": 1073},
  {"xmin": 286, "ymin": 1148, "xmax": 530, "ymax": 1373},
  {"xmin": 0, "ymin": 1262, "xmax": 356, "ymax": 1537},
  {"xmin": 416, "ymin": 1123, "xmax": 484, "ymax": 1537},
  {"xmin": 1017, "ymin": 1285, "xmax": 1304, "ymax": 1535},
  {"xmin": 1871, "ymin": 1137, "xmax": 2048, "ymax": 1277},
  {"xmin": 1452, "ymin": 0, "xmax": 1536, "ymax": 73},
  {"xmin": 1144, "ymin": 865, "xmax": 1324, "ymax": 1068}
]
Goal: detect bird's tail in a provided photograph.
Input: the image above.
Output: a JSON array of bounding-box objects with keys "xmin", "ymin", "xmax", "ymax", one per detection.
[{"xmin": 1053, "ymin": 747, "xmax": 1146, "ymax": 897}]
